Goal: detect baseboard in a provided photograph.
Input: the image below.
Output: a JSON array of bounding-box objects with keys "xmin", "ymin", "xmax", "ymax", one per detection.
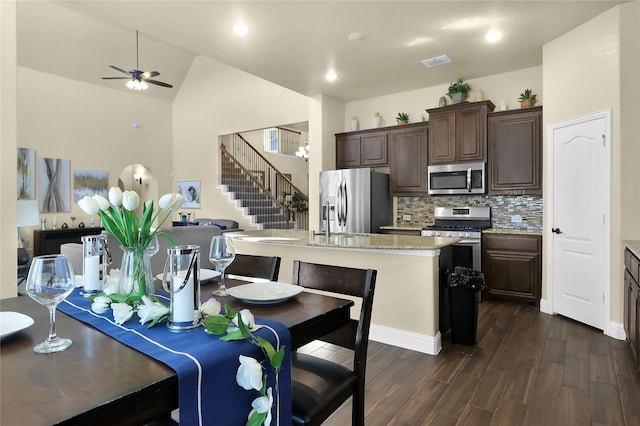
[
  {"xmin": 539, "ymin": 298, "xmax": 552, "ymax": 315},
  {"xmin": 606, "ymin": 321, "xmax": 626, "ymax": 341},
  {"xmin": 369, "ymin": 323, "xmax": 441, "ymax": 355}
]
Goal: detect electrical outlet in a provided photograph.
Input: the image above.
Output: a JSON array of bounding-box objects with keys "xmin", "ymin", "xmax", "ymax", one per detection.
[
  {"xmin": 402, "ymin": 214, "xmax": 411, "ymax": 221},
  {"xmin": 511, "ymin": 215, "xmax": 522, "ymax": 223}
]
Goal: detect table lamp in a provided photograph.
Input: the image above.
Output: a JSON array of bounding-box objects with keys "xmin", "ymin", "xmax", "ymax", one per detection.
[{"xmin": 17, "ymin": 199, "xmax": 40, "ymax": 281}]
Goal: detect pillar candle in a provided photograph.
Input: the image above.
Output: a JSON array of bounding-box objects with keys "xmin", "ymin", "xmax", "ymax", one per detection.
[
  {"xmin": 172, "ymin": 272, "xmax": 195, "ymax": 323},
  {"xmin": 84, "ymin": 255, "xmax": 101, "ymax": 291}
]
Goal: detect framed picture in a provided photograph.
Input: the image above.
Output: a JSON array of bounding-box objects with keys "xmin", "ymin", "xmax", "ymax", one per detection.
[
  {"xmin": 73, "ymin": 169, "xmax": 109, "ymax": 201},
  {"xmin": 38, "ymin": 157, "xmax": 71, "ymax": 212},
  {"xmin": 17, "ymin": 147, "xmax": 36, "ymax": 200},
  {"xmin": 177, "ymin": 180, "xmax": 201, "ymax": 209}
]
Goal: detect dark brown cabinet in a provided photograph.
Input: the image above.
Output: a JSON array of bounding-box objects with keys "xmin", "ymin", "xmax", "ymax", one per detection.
[
  {"xmin": 389, "ymin": 123, "xmax": 429, "ymax": 196},
  {"xmin": 488, "ymin": 106, "xmax": 542, "ymax": 195},
  {"xmin": 426, "ymin": 101, "xmax": 495, "ymax": 165},
  {"xmin": 34, "ymin": 227, "xmax": 103, "ymax": 256},
  {"xmin": 624, "ymin": 248, "xmax": 640, "ymax": 367},
  {"xmin": 482, "ymin": 233, "xmax": 542, "ymax": 306},
  {"xmin": 336, "ymin": 130, "xmax": 388, "ymax": 169}
]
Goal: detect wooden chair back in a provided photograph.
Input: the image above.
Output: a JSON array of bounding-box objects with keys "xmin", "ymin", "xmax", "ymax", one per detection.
[{"xmin": 226, "ymin": 253, "xmax": 281, "ymax": 282}]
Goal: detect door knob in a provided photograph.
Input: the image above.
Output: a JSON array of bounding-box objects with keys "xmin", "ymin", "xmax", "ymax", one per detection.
[{"xmin": 551, "ymin": 227, "xmax": 562, "ymax": 234}]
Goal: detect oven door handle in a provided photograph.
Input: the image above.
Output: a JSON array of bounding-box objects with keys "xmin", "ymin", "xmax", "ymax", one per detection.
[{"xmin": 455, "ymin": 239, "xmax": 481, "ymax": 245}]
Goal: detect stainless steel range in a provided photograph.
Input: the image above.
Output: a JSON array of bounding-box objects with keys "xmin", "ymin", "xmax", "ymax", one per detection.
[{"xmin": 421, "ymin": 206, "xmax": 491, "ymax": 272}]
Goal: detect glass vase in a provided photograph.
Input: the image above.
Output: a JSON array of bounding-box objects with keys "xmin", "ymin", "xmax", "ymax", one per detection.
[{"xmin": 118, "ymin": 246, "xmax": 155, "ymax": 298}]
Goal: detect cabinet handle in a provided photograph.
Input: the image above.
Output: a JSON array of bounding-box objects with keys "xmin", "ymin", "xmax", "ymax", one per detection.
[{"xmin": 551, "ymin": 227, "xmax": 562, "ymax": 234}]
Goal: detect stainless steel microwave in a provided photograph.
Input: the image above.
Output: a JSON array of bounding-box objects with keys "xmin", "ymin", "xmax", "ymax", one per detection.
[{"xmin": 427, "ymin": 162, "xmax": 486, "ymax": 195}]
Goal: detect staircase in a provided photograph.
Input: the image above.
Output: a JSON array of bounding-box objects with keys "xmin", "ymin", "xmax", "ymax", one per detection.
[{"xmin": 221, "ymin": 143, "xmax": 307, "ymax": 230}]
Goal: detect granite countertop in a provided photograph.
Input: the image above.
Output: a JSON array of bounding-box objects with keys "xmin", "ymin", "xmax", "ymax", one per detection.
[
  {"xmin": 379, "ymin": 224, "xmax": 425, "ymax": 231},
  {"xmin": 483, "ymin": 228, "xmax": 543, "ymax": 236},
  {"xmin": 625, "ymin": 241, "xmax": 640, "ymax": 259},
  {"xmin": 227, "ymin": 229, "xmax": 459, "ymax": 250}
]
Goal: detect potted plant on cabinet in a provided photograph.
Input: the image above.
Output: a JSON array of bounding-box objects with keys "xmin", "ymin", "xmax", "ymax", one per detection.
[
  {"xmin": 396, "ymin": 112, "xmax": 409, "ymax": 125},
  {"xmin": 447, "ymin": 79, "xmax": 471, "ymax": 104},
  {"xmin": 518, "ymin": 89, "xmax": 537, "ymax": 108}
]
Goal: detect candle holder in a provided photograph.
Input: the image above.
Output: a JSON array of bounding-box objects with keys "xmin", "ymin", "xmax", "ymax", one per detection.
[
  {"xmin": 80, "ymin": 235, "xmax": 110, "ymax": 296},
  {"xmin": 162, "ymin": 245, "xmax": 201, "ymax": 331}
]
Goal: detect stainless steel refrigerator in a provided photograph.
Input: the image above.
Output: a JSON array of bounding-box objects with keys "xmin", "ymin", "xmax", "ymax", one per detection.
[{"xmin": 319, "ymin": 168, "xmax": 392, "ymax": 233}]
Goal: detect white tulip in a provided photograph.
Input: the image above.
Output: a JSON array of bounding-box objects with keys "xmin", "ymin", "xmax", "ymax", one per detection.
[
  {"xmin": 111, "ymin": 302, "xmax": 134, "ymax": 324},
  {"xmin": 169, "ymin": 193, "xmax": 185, "ymax": 211},
  {"xmin": 249, "ymin": 388, "xmax": 273, "ymax": 426},
  {"xmin": 122, "ymin": 191, "xmax": 140, "ymax": 211},
  {"xmin": 109, "ymin": 187, "xmax": 123, "ymax": 207},
  {"xmin": 200, "ymin": 298, "xmax": 221, "ymax": 317},
  {"xmin": 93, "ymin": 194, "xmax": 111, "ymax": 211},
  {"xmin": 91, "ymin": 296, "xmax": 111, "ymax": 314},
  {"xmin": 236, "ymin": 355, "xmax": 263, "ymax": 391},
  {"xmin": 78, "ymin": 196, "xmax": 100, "ymax": 215},
  {"xmin": 137, "ymin": 295, "xmax": 170, "ymax": 325},
  {"xmin": 158, "ymin": 193, "xmax": 176, "ymax": 210}
]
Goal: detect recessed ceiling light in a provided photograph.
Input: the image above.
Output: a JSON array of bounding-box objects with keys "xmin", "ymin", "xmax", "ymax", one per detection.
[
  {"xmin": 485, "ymin": 31, "xmax": 502, "ymax": 42},
  {"xmin": 421, "ymin": 55, "xmax": 451, "ymax": 68},
  {"xmin": 325, "ymin": 72, "xmax": 338, "ymax": 82},
  {"xmin": 347, "ymin": 32, "xmax": 367, "ymax": 41},
  {"xmin": 233, "ymin": 24, "xmax": 248, "ymax": 36}
]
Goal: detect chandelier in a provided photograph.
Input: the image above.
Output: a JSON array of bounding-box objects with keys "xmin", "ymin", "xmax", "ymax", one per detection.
[{"xmin": 295, "ymin": 143, "xmax": 310, "ymax": 160}]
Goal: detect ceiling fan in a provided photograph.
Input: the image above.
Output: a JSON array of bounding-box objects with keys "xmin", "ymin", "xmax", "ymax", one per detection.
[{"xmin": 102, "ymin": 30, "xmax": 173, "ymax": 90}]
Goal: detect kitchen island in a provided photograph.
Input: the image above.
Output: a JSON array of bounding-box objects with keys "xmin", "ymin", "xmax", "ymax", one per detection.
[{"xmin": 227, "ymin": 229, "xmax": 459, "ymax": 355}]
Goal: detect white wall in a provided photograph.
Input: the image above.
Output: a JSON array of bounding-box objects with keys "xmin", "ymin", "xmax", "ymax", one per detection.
[
  {"xmin": 345, "ymin": 66, "xmax": 542, "ymax": 132},
  {"xmin": 543, "ymin": 1, "xmax": 639, "ymax": 324},
  {"xmin": 171, "ymin": 56, "xmax": 310, "ymax": 230}
]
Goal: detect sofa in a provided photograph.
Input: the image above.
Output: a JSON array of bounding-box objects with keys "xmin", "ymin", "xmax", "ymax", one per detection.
[{"xmin": 60, "ymin": 225, "xmax": 226, "ymax": 277}]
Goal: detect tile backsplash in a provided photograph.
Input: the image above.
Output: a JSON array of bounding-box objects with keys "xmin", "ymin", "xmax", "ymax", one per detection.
[{"xmin": 396, "ymin": 195, "xmax": 543, "ymax": 231}]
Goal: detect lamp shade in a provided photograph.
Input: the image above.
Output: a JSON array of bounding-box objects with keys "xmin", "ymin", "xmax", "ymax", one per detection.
[{"xmin": 17, "ymin": 199, "xmax": 40, "ymax": 227}]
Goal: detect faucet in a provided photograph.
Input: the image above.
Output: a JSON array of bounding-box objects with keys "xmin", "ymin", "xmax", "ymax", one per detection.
[{"xmin": 311, "ymin": 201, "xmax": 331, "ymax": 238}]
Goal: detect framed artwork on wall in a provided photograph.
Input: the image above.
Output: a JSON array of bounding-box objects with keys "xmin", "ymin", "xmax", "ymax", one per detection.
[
  {"xmin": 17, "ymin": 147, "xmax": 36, "ymax": 200},
  {"xmin": 73, "ymin": 169, "xmax": 108, "ymax": 201},
  {"xmin": 38, "ymin": 157, "xmax": 71, "ymax": 213},
  {"xmin": 177, "ymin": 180, "xmax": 201, "ymax": 209}
]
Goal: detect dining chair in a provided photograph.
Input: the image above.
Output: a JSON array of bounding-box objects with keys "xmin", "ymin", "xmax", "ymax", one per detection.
[
  {"xmin": 290, "ymin": 260, "xmax": 377, "ymax": 426},
  {"xmin": 225, "ymin": 253, "xmax": 281, "ymax": 282}
]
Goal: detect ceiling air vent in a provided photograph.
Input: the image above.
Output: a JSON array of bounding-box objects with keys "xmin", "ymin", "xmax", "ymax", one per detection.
[{"xmin": 421, "ymin": 55, "xmax": 451, "ymax": 68}]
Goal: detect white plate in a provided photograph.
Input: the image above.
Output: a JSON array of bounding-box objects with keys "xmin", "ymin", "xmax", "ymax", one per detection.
[
  {"xmin": 0, "ymin": 312, "xmax": 34, "ymax": 340},
  {"xmin": 227, "ymin": 282, "xmax": 303, "ymax": 304},
  {"xmin": 156, "ymin": 269, "xmax": 221, "ymax": 282}
]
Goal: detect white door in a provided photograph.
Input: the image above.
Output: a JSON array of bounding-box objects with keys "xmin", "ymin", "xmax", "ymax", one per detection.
[{"xmin": 549, "ymin": 110, "xmax": 610, "ymax": 330}]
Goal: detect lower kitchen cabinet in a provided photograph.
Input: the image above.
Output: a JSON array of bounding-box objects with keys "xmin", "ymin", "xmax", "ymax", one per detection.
[
  {"xmin": 482, "ymin": 233, "xmax": 542, "ymax": 307},
  {"xmin": 624, "ymin": 247, "xmax": 640, "ymax": 367}
]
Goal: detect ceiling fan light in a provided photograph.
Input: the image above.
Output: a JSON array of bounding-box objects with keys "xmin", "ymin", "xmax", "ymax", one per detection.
[{"xmin": 126, "ymin": 79, "xmax": 148, "ymax": 91}]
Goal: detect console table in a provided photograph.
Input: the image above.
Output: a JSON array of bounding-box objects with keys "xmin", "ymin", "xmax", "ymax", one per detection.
[{"xmin": 33, "ymin": 228, "xmax": 103, "ymax": 256}]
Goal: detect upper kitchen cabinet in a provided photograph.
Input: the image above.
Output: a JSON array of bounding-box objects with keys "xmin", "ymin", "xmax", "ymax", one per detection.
[
  {"xmin": 336, "ymin": 129, "xmax": 388, "ymax": 169},
  {"xmin": 389, "ymin": 123, "xmax": 429, "ymax": 196},
  {"xmin": 488, "ymin": 106, "xmax": 542, "ymax": 195},
  {"xmin": 426, "ymin": 101, "xmax": 495, "ymax": 165}
]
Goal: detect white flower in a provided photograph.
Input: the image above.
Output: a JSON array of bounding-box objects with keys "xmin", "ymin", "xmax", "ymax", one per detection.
[
  {"xmin": 169, "ymin": 194, "xmax": 185, "ymax": 211},
  {"xmin": 158, "ymin": 193, "xmax": 176, "ymax": 210},
  {"xmin": 137, "ymin": 295, "xmax": 170, "ymax": 325},
  {"xmin": 236, "ymin": 355, "xmax": 263, "ymax": 391},
  {"xmin": 249, "ymin": 388, "xmax": 273, "ymax": 426},
  {"xmin": 200, "ymin": 298, "xmax": 221, "ymax": 317},
  {"xmin": 93, "ymin": 194, "xmax": 111, "ymax": 211},
  {"xmin": 109, "ymin": 187, "xmax": 123, "ymax": 207},
  {"xmin": 122, "ymin": 191, "xmax": 140, "ymax": 211},
  {"xmin": 228, "ymin": 309, "xmax": 261, "ymax": 333},
  {"xmin": 91, "ymin": 296, "xmax": 111, "ymax": 314},
  {"xmin": 111, "ymin": 302, "xmax": 134, "ymax": 324},
  {"xmin": 78, "ymin": 196, "xmax": 100, "ymax": 215}
]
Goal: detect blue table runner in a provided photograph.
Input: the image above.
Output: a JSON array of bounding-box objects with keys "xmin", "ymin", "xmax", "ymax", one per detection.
[{"xmin": 59, "ymin": 289, "xmax": 291, "ymax": 426}]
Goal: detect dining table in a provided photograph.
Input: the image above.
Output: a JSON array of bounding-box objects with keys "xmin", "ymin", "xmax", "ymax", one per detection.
[{"xmin": 0, "ymin": 278, "xmax": 354, "ymax": 426}]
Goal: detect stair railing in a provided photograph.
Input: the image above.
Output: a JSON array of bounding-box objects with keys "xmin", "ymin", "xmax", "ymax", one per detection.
[{"xmin": 221, "ymin": 139, "xmax": 308, "ymax": 230}]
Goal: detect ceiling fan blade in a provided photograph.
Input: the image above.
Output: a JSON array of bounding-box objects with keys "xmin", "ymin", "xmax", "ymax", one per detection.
[
  {"xmin": 102, "ymin": 76, "xmax": 130, "ymax": 80},
  {"xmin": 146, "ymin": 79, "xmax": 173, "ymax": 88},
  {"xmin": 108, "ymin": 64, "xmax": 131, "ymax": 75},
  {"xmin": 142, "ymin": 71, "xmax": 160, "ymax": 79}
]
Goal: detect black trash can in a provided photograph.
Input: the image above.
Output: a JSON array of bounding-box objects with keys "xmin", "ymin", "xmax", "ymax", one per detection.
[{"xmin": 446, "ymin": 267, "xmax": 485, "ymax": 346}]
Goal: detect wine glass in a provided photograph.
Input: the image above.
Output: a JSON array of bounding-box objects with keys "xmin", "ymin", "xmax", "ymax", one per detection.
[
  {"xmin": 209, "ymin": 235, "xmax": 235, "ymax": 296},
  {"xmin": 26, "ymin": 254, "xmax": 75, "ymax": 353}
]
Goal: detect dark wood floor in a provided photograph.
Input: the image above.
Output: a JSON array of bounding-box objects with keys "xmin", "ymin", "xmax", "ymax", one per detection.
[{"xmin": 298, "ymin": 301, "xmax": 640, "ymax": 426}]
